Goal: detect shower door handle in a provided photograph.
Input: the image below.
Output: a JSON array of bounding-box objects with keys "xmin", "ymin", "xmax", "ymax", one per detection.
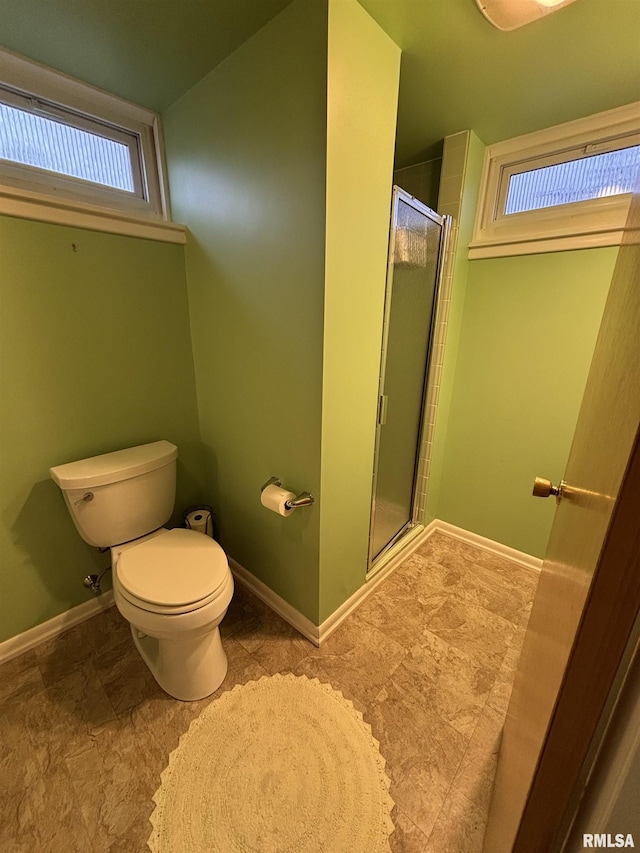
[{"xmin": 378, "ymin": 395, "xmax": 389, "ymax": 426}]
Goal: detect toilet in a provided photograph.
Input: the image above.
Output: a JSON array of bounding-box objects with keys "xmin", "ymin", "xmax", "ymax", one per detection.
[{"xmin": 50, "ymin": 440, "xmax": 234, "ymax": 701}]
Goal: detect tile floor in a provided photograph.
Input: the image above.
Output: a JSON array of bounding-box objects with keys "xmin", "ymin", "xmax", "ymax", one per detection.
[{"xmin": 0, "ymin": 531, "xmax": 538, "ymax": 852}]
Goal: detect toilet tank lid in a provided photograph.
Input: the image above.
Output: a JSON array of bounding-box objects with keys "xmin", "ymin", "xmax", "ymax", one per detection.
[{"xmin": 50, "ymin": 440, "xmax": 177, "ymax": 490}]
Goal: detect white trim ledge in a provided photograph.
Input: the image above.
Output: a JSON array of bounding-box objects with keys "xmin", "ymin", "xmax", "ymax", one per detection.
[
  {"xmin": 0, "ymin": 591, "xmax": 115, "ymax": 666},
  {"xmin": 468, "ymin": 226, "xmax": 628, "ymax": 259},
  {"xmin": 0, "ymin": 190, "xmax": 187, "ymax": 244}
]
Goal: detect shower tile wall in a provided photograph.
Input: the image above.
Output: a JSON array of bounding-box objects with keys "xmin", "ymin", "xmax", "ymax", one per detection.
[
  {"xmin": 0, "ymin": 530, "xmax": 538, "ymax": 852},
  {"xmin": 437, "ymin": 131, "xmax": 470, "ymax": 220},
  {"xmin": 394, "ymin": 156, "xmax": 442, "ymax": 211}
]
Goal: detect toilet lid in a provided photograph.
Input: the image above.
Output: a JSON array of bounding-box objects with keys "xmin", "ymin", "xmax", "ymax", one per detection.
[{"xmin": 116, "ymin": 528, "xmax": 229, "ymax": 607}]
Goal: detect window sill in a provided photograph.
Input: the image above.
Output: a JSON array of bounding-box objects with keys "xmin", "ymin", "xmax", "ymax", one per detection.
[
  {"xmin": 0, "ymin": 185, "xmax": 186, "ymax": 244},
  {"xmin": 469, "ymin": 193, "xmax": 632, "ymax": 259},
  {"xmin": 468, "ymin": 228, "xmax": 628, "ymax": 259}
]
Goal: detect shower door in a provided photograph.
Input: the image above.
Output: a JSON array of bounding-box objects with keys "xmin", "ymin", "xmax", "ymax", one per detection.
[{"xmin": 368, "ymin": 187, "xmax": 448, "ymax": 569}]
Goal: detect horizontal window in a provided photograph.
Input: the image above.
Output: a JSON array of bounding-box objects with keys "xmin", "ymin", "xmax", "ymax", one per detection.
[
  {"xmin": 0, "ymin": 97, "xmax": 136, "ymax": 193},
  {"xmin": 470, "ymin": 102, "xmax": 640, "ymax": 259},
  {"xmin": 0, "ymin": 88, "xmax": 142, "ymax": 196},
  {"xmin": 503, "ymin": 145, "xmax": 640, "ymax": 215},
  {"xmin": 0, "ymin": 48, "xmax": 185, "ymax": 244}
]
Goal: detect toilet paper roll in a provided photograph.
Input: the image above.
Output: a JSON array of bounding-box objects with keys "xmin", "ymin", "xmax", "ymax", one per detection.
[
  {"xmin": 185, "ymin": 509, "xmax": 213, "ymax": 536},
  {"xmin": 260, "ymin": 484, "xmax": 296, "ymax": 517}
]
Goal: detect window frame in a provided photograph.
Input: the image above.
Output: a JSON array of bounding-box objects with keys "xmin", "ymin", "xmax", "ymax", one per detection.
[
  {"xmin": 0, "ymin": 48, "xmax": 185, "ymax": 244},
  {"xmin": 469, "ymin": 102, "xmax": 640, "ymax": 259}
]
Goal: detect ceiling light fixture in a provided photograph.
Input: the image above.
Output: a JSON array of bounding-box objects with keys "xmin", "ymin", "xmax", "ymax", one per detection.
[{"xmin": 475, "ymin": 0, "xmax": 578, "ymax": 31}]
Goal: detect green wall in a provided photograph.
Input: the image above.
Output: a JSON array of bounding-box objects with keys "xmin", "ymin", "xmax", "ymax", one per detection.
[
  {"xmin": 425, "ymin": 131, "xmax": 617, "ymax": 560},
  {"xmin": 436, "ymin": 247, "xmax": 617, "ymax": 557},
  {"xmin": 164, "ymin": 0, "xmax": 400, "ymax": 625},
  {"xmin": 163, "ymin": 0, "xmax": 329, "ymax": 623},
  {"xmin": 0, "ymin": 0, "xmax": 400, "ymax": 644},
  {"xmin": 2, "ymin": 0, "xmax": 615, "ymax": 647},
  {"xmin": 0, "ymin": 216, "xmax": 203, "ymax": 643},
  {"xmin": 319, "ymin": 0, "xmax": 400, "ymax": 621}
]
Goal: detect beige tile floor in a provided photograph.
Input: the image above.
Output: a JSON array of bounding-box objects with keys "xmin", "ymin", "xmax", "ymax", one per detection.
[{"xmin": 0, "ymin": 531, "xmax": 538, "ymax": 852}]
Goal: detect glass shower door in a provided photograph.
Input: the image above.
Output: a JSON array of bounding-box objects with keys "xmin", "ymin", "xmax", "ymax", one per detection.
[{"xmin": 368, "ymin": 187, "xmax": 446, "ymax": 567}]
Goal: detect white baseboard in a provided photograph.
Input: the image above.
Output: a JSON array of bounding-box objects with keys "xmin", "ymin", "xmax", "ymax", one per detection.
[
  {"xmin": 0, "ymin": 591, "xmax": 115, "ymax": 666},
  {"xmin": 229, "ymin": 523, "xmax": 438, "ymax": 648},
  {"xmin": 433, "ymin": 520, "xmax": 543, "ymax": 574},
  {"xmin": 228, "ymin": 521, "xmax": 540, "ymax": 646},
  {"xmin": 228, "ymin": 558, "xmax": 322, "ymax": 647},
  {"xmin": 0, "ymin": 521, "xmax": 541, "ymax": 663},
  {"xmin": 366, "ymin": 521, "xmax": 437, "ymax": 582},
  {"xmin": 321, "ymin": 522, "xmax": 437, "ymax": 644}
]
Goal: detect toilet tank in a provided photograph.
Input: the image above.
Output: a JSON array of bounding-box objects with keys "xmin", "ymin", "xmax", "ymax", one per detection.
[{"xmin": 50, "ymin": 440, "xmax": 178, "ymax": 548}]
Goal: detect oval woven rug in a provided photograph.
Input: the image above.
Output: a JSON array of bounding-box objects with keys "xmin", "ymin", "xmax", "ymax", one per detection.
[{"xmin": 148, "ymin": 673, "xmax": 394, "ymax": 853}]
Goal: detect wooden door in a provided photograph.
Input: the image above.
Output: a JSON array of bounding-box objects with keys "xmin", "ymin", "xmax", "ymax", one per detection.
[{"xmin": 484, "ymin": 185, "xmax": 640, "ymax": 851}]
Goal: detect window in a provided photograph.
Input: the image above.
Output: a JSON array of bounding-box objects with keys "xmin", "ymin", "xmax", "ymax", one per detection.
[
  {"xmin": 0, "ymin": 48, "xmax": 184, "ymax": 244},
  {"xmin": 503, "ymin": 145, "xmax": 640, "ymax": 215},
  {"xmin": 0, "ymin": 87, "xmax": 141, "ymax": 195},
  {"xmin": 470, "ymin": 102, "xmax": 640, "ymax": 258}
]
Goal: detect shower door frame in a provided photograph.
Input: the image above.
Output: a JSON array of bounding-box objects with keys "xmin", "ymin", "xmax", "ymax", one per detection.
[{"xmin": 367, "ymin": 187, "xmax": 450, "ymax": 576}]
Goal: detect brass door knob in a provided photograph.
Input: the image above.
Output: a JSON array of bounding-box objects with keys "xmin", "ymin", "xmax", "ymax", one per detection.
[{"xmin": 532, "ymin": 477, "xmax": 565, "ymax": 503}]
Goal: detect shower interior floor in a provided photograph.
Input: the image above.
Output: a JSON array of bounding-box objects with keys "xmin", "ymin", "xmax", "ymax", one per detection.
[{"xmin": 0, "ymin": 530, "xmax": 538, "ymax": 852}]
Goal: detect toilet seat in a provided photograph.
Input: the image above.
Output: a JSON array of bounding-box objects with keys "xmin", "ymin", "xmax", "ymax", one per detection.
[{"xmin": 116, "ymin": 528, "xmax": 230, "ymax": 615}]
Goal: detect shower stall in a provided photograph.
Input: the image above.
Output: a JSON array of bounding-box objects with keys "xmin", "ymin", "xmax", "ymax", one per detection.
[{"xmin": 368, "ymin": 186, "xmax": 450, "ymax": 571}]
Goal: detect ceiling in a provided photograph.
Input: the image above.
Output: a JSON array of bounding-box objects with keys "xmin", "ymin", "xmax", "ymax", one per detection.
[{"xmin": 0, "ymin": 0, "xmax": 638, "ymax": 167}]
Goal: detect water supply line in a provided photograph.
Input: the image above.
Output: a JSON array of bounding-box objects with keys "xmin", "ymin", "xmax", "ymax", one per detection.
[{"xmin": 83, "ymin": 566, "xmax": 111, "ymax": 595}]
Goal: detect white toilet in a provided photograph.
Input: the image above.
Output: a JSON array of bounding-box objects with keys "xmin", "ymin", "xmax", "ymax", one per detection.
[{"xmin": 50, "ymin": 440, "xmax": 234, "ymax": 701}]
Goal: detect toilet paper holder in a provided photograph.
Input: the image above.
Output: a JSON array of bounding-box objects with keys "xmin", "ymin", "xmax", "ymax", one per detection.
[{"xmin": 261, "ymin": 477, "xmax": 314, "ymax": 509}]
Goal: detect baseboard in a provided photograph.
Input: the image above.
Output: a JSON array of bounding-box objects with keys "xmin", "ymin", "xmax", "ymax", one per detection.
[
  {"xmin": 321, "ymin": 522, "xmax": 437, "ymax": 644},
  {"xmin": 229, "ymin": 523, "xmax": 438, "ymax": 648},
  {"xmin": 0, "ymin": 522, "xmax": 541, "ymax": 663},
  {"xmin": 0, "ymin": 590, "xmax": 115, "ymax": 666},
  {"xmin": 228, "ymin": 522, "xmax": 540, "ymax": 647},
  {"xmin": 433, "ymin": 520, "xmax": 543, "ymax": 574},
  {"xmin": 366, "ymin": 521, "xmax": 437, "ymax": 582},
  {"xmin": 228, "ymin": 558, "xmax": 322, "ymax": 647}
]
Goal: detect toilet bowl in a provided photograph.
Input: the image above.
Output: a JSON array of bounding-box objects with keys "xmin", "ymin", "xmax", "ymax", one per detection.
[
  {"xmin": 50, "ymin": 440, "xmax": 235, "ymax": 702},
  {"xmin": 113, "ymin": 527, "xmax": 234, "ymax": 701}
]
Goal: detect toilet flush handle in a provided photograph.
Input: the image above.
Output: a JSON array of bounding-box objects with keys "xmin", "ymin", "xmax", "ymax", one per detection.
[{"xmin": 74, "ymin": 492, "xmax": 94, "ymax": 505}]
